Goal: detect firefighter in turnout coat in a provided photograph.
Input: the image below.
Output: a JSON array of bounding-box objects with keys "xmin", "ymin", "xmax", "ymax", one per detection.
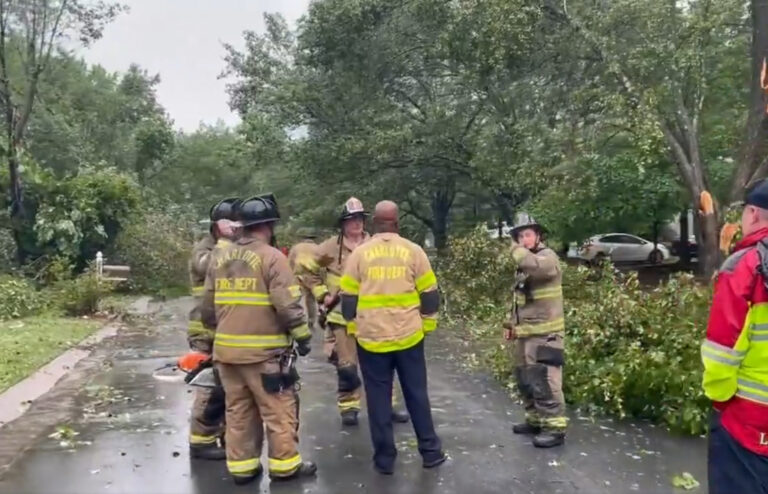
[
  {"xmin": 186, "ymin": 197, "xmax": 240, "ymax": 460},
  {"xmin": 200, "ymin": 194, "xmax": 317, "ymax": 484},
  {"xmin": 505, "ymin": 213, "xmax": 568, "ymax": 448}
]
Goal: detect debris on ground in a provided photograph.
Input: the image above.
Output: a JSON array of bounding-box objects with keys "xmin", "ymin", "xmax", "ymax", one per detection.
[{"xmin": 672, "ymin": 472, "xmax": 700, "ymax": 490}]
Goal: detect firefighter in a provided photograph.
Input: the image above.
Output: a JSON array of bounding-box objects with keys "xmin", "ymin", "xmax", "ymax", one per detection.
[
  {"xmin": 505, "ymin": 213, "xmax": 567, "ymax": 448},
  {"xmin": 288, "ymin": 230, "xmax": 319, "ymax": 331},
  {"xmin": 200, "ymin": 194, "xmax": 317, "ymax": 484},
  {"xmin": 300, "ymin": 197, "xmax": 409, "ymax": 426},
  {"xmin": 340, "ymin": 200, "xmax": 446, "ymax": 475},
  {"xmin": 186, "ymin": 197, "xmax": 240, "ymax": 460},
  {"xmin": 703, "ymin": 180, "xmax": 768, "ymax": 494}
]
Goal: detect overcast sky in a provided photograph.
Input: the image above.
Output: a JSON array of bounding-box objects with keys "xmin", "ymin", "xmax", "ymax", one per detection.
[{"xmin": 81, "ymin": 0, "xmax": 310, "ymax": 132}]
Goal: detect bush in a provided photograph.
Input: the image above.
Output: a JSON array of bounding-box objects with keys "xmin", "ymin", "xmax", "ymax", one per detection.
[
  {"xmin": 110, "ymin": 209, "xmax": 194, "ymax": 293},
  {"xmin": 0, "ymin": 276, "xmax": 44, "ymax": 320},
  {"xmin": 439, "ymin": 228, "xmax": 711, "ymax": 435},
  {"xmin": 50, "ymin": 269, "xmax": 112, "ymax": 316}
]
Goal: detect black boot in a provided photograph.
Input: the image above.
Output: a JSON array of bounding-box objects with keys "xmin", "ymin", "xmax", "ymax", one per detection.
[
  {"xmin": 532, "ymin": 431, "xmax": 565, "ymax": 448},
  {"xmin": 423, "ymin": 451, "xmax": 448, "ymax": 469},
  {"xmin": 271, "ymin": 461, "xmax": 318, "ymax": 481},
  {"xmin": 189, "ymin": 443, "xmax": 226, "ymax": 460},
  {"xmin": 341, "ymin": 410, "xmax": 359, "ymax": 426},
  {"xmin": 392, "ymin": 409, "xmax": 410, "ymax": 423},
  {"xmin": 232, "ymin": 465, "xmax": 263, "ymax": 485},
  {"xmin": 512, "ymin": 422, "xmax": 541, "ymax": 435}
]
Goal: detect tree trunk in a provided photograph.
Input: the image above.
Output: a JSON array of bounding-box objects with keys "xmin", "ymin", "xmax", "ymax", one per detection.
[
  {"xmin": 698, "ymin": 212, "xmax": 721, "ymax": 277},
  {"xmin": 731, "ymin": 0, "xmax": 768, "ymax": 201},
  {"xmin": 7, "ymin": 147, "xmax": 26, "ymax": 264},
  {"xmin": 679, "ymin": 209, "xmax": 691, "ymax": 267},
  {"xmin": 430, "ymin": 188, "xmax": 454, "ymax": 251}
]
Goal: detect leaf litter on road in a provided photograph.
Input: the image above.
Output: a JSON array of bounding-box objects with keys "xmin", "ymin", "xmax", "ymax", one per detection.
[{"xmin": 672, "ymin": 472, "xmax": 700, "ymax": 490}]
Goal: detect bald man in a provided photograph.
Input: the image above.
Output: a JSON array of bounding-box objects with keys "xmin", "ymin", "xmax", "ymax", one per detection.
[{"xmin": 340, "ymin": 201, "xmax": 446, "ymax": 475}]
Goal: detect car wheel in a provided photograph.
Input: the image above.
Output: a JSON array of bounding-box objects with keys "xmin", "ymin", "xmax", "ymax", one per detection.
[
  {"xmin": 592, "ymin": 252, "xmax": 608, "ymax": 267},
  {"xmin": 648, "ymin": 249, "xmax": 663, "ymax": 265}
]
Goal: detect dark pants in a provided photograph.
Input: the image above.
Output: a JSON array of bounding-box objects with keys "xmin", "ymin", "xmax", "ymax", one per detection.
[
  {"xmin": 357, "ymin": 340, "xmax": 442, "ymax": 471},
  {"xmin": 709, "ymin": 412, "xmax": 768, "ymax": 494}
]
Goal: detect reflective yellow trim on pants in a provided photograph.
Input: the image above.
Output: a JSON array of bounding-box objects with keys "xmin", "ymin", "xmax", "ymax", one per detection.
[
  {"xmin": 214, "ymin": 291, "xmax": 271, "ymax": 306},
  {"xmin": 214, "ymin": 333, "xmax": 291, "ymax": 348},
  {"xmin": 340, "ymin": 274, "xmax": 359, "ymax": 294},
  {"xmin": 191, "ymin": 286, "xmax": 205, "ymax": 296},
  {"xmin": 541, "ymin": 416, "xmax": 569, "ymax": 430},
  {"xmin": 516, "ymin": 318, "xmax": 565, "ymax": 337},
  {"xmin": 268, "ymin": 454, "xmax": 302, "ymax": 475},
  {"xmin": 415, "ymin": 270, "xmax": 437, "ymax": 292},
  {"xmin": 358, "ymin": 291, "xmax": 420, "ymax": 310},
  {"xmin": 326, "ymin": 311, "xmax": 348, "ymax": 327},
  {"xmin": 338, "ymin": 399, "xmax": 361, "ymax": 411},
  {"xmin": 290, "ymin": 323, "xmax": 311, "ymax": 340},
  {"xmin": 312, "ymin": 284, "xmax": 329, "ymax": 300},
  {"xmin": 189, "ymin": 433, "xmax": 217, "ymax": 445},
  {"xmin": 358, "ymin": 330, "xmax": 424, "ymax": 353},
  {"xmin": 227, "ymin": 457, "xmax": 260, "ymax": 475}
]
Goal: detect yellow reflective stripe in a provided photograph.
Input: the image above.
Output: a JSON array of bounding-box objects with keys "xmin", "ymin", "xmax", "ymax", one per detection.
[
  {"xmin": 358, "ymin": 292, "xmax": 420, "ymax": 310},
  {"xmin": 531, "ymin": 286, "xmax": 563, "ymax": 300},
  {"xmin": 290, "ymin": 324, "xmax": 311, "ymax": 340},
  {"xmin": 541, "ymin": 416, "xmax": 569, "ymax": 429},
  {"xmin": 347, "ymin": 320, "xmax": 357, "ymax": 335},
  {"xmin": 188, "ymin": 320, "xmax": 215, "ymax": 338},
  {"xmin": 358, "ymin": 330, "xmax": 424, "ymax": 353},
  {"xmin": 288, "ymin": 285, "xmax": 302, "ymax": 298},
  {"xmin": 191, "ymin": 286, "xmax": 205, "ymax": 296},
  {"xmin": 340, "ymin": 274, "xmax": 360, "ymax": 294},
  {"xmin": 422, "ymin": 316, "xmax": 437, "ymax": 333},
  {"xmin": 189, "ymin": 434, "xmax": 217, "ymax": 445},
  {"xmin": 516, "ymin": 318, "xmax": 565, "ymax": 336},
  {"xmin": 268, "ymin": 454, "xmax": 302, "ymax": 474},
  {"xmin": 312, "ymin": 284, "xmax": 329, "ymax": 300},
  {"xmin": 326, "ymin": 311, "xmax": 348, "ymax": 326},
  {"xmin": 215, "ymin": 291, "xmax": 271, "ymax": 306},
  {"xmin": 227, "ymin": 458, "xmax": 260, "ymax": 474},
  {"xmin": 338, "ymin": 399, "xmax": 361, "ymax": 411},
  {"xmin": 701, "ymin": 340, "xmax": 745, "ymax": 366},
  {"xmin": 415, "ymin": 270, "xmax": 437, "ymax": 293},
  {"xmin": 215, "ymin": 333, "xmax": 291, "ymax": 348},
  {"xmin": 327, "ymin": 273, "xmax": 341, "ymax": 290},
  {"xmin": 216, "ymin": 239, "xmax": 232, "ymax": 248}
]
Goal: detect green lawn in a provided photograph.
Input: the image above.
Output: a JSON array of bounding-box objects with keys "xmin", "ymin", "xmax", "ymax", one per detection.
[{"xmin": 0, "ymin": 315, "xmax": 101, "ymax": 393}]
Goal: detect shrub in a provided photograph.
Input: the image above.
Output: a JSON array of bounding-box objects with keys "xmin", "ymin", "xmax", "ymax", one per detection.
[
  {"xmin": 51, "ymin": 269, "xmax": 112, "ymax": 316},
  {"xmin": 439, "ymin": 227, "xmax": 711, "ymax": 435},
  {"xmin": 0, "ymin": 276, "xmax": 43, "ymax": 320},
  {"xmin": 110, "ymin": 209, "xmax": 194, "ymax": 293}
]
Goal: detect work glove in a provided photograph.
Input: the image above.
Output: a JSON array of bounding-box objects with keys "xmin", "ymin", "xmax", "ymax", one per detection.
[
  {"xmin": 296, "ymin": 338, "xmax": 312, "ymax": 357},
  {"xmin": 502, "ymin": 320, "xmax": 516, "ymax": 341}
]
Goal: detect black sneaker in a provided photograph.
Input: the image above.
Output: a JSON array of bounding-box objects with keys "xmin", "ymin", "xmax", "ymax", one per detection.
[
  {"xmin": 392, "ymin": 409, "xmax": 410, "ymax": 423},
  {"xmin": 189, "ymin": 444, "xmax": 226, "ymax": 461},
  {"xmin": 532, "ymin": 431, "xmax": 565, "ymax": 448},
  {"xmin": 374, "ymin": 463, "xmax": 394, "ymax": 475},
  {"xmin": 341, "ymin": 410, "xmax": 359, "ymax": 426},
  {"xmin": 512, "ymin": 422, "xmax": 541, "ymax": 435},
  {"xmin": 271, "ymin": 461, "xmax": 318, "ymax": 481},
  {"xmin": 423, "ymin": 452, "xmax": 448, "ymax": 469}
]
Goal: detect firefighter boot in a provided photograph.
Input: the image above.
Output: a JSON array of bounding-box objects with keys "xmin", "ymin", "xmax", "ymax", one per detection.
[
  {"xmin": 232, "ymin": 465, "xmax": 264, "ymax": 486},
  {"xmin": 272, "ymin": 461, "xmax": 318, "ymax": 481},
  {"xmin": 189, "ymin": 443, "xmax": 227, "ymax": 461},
  {"xmin": 341, "ymin": 410, "xmax": 359, "ymax": 426},
  {"xmin": 392, "ymin": 409, "xmax": 410, "ymax": 423},
  {"xmin": 512, "ymin": 422, "xmax": 541, "ymax": 435},
  {"xmin": 532, "ymin": 431, "xmax": 565, "ymax": 448}
]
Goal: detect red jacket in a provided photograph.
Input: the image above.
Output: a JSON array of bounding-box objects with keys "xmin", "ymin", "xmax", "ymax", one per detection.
[{"xmin": 705, "ymin": 227, "xmax": 768, "ymax": 455}]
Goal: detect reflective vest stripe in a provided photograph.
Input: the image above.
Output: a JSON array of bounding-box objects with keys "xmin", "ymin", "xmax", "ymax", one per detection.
[
  {"xmin": 358, "ymin": 292, "xmax": 420, "ymax": 310},
  {"xmin": 214, "ymin": 333, "xmax": 291, "ymax": 348},
  {"xmin": 191, "ymin": 286, "xmax": 205, "ymax": 296},
  {"xmin": 326, "ymin": 311, "xmax": 349, "ymax": 327},
  {"xmin": 340, "ymin": 275, "xmax": 360, "ymax": 294},
  {"xmin": 516, "ymin": 317, "xmax": 565, "ymax": 336},
  {"xmin": 312, "ymin": 284, "xmax": 329, "ymax": 300},
  {"xmin": 327, "ymin": 273, "xmax": 342, "ymax": 290},
  {"xmin": 701, "ymin": 339, "xmax": 745, "ymax": 366},
  {"xmin": 415, "ymin": 270, "xmax": 437, "ymax": 293},
  {"xmin": 531, "ymin": 286, "xmax": 563, "ymax": 300},
  {"xmin": 215, "ymin": 291, "xmax": 271, "ymax": 306},
  {"xmin": 422, "ymin": 316, "xmax": 438, "ymax": 333},
  {"xmin": 358, "ymin": 330, "xmax": 425, "ymax": 353}
]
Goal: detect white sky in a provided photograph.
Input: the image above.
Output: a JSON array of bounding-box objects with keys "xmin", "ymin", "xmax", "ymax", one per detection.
[{"xmin": 81, "ymin": 0, "xmax": 310, "ymax": 131}]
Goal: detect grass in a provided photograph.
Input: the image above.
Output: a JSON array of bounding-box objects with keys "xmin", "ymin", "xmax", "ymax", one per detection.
[{"xmin": 0, "ymin": 314, "xmax": 101, "ymax": 393}]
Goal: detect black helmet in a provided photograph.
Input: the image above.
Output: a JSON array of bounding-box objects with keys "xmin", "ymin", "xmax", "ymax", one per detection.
[
  {"xmin": 237, "ymin": 193, "xmax": 280, "ymax": 227},
  {"xmin": 338, "ymin": 197, "xmax": 368, "ymax": 224},
  {"xmin": 210, "ymin": 197, "xmax": 240, "ymax": 222},
  {"xmin": 510, "ymin": 212, "xmax": 545, "ymax": 240}
]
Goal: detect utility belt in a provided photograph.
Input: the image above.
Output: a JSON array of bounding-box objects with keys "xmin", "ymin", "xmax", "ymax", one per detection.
[{"xmin": 261, "ymin": 350, "xmax": 300, "ymax": 394}]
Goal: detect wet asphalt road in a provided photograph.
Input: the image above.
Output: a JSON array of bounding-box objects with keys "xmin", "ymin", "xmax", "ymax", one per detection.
[{"xmin": 0, "ymin": 298, "xmax": 708, "ymax": 494}]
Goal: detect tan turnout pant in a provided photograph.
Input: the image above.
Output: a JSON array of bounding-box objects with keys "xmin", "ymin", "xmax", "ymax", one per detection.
[
  {"xmin": 513, "ymin": 333, "xmax": 568, "ymax": 431},
  {"xmin": 216, "ymin": 360, "xmax": 303, "ymax": 479}
]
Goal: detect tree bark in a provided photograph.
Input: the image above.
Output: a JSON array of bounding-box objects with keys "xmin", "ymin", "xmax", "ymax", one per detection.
[
  {"xmin": 679, "ymin": 209, "xmax": 691, "ymax": 267},
  {"xmin": 731, "ymin": 0, "xmax": 768, "ymax": 201},
  {"xmin": 430, "ymin": 187, "xmax": 455, "ymax": 251}
]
